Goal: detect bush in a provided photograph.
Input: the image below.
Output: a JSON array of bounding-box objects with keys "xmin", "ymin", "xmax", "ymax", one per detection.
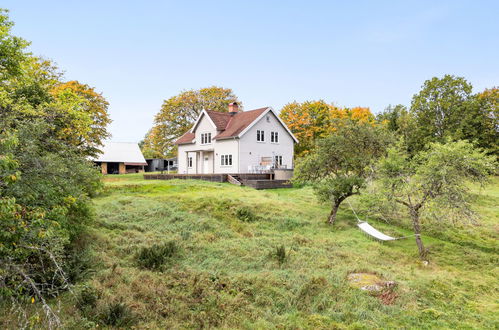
[
  {"xmin": 136, "ymin": 241, "xmax": 180, "ymax": 270},
  {"xmin": 236, "ymin": 206, "xmax": 258, "ymax": 222},
  {"xmin": 100, "ymin": 302, "xmax": 135, "ymax": 327},
  {"xmin": 76, "ymin": 286, "xmax": 99, "ymax": 311}
]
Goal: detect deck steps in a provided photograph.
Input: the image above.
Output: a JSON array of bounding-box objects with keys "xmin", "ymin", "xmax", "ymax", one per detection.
[{"xmin": 227, "ymin": 174, "xmax": 242, "ymax": 186}]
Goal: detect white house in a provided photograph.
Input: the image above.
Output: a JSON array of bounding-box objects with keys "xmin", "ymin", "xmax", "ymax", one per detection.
[{"xmin": 175, "ymin": 103, "xmax": 298, "ymax": 174}]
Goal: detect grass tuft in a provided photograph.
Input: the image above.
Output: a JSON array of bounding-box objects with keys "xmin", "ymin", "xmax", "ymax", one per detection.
[{"xmin": 136, "ymin": 241, "xmax": 180, "ymax": 270}]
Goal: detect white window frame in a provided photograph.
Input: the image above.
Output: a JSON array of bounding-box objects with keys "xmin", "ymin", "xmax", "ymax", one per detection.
[
  {"xmin": 257, "ymin": 130, "xmax": 265, "ymax": 142},
  {"xmin": 274, "ymin": 155, "xmax": 282, "ymax": 167},
  {"xmin": 188, "ymin": 157, "xmax": 193, "ymax": 168},
  {"xmin": 221, "ymin": 154, "xmax": 233, "ymax": 166},
  {"xmin": 271, "ymin": 131, "xmax": 279, "ymax": 143},
  {"xmin": 201, "ymin": 132, "xmax": 212, "ymax": 145}
]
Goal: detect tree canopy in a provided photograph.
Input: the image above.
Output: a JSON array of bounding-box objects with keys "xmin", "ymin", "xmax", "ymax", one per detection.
[
  {"xmin": 378, "ymin": 75, "xmax": 498, "ymax": 156},
  {"xmin": 280, "ymin": 101, "xmax": 375, "ymax": 157},
  {"xmin": 143, "ymin": 86, "xmax": 240, "ymax": 157},
  {"xmin": 375, "ymin": 140, "xmax": 496, "ymax": 260},
  {"xmin": 294, "ymin": 121, "xmax": 392, "ymax": 224}
]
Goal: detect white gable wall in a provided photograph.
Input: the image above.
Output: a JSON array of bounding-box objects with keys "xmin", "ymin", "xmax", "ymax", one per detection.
[
  {"xmin": 239, "ymin": 111, "xmax": 294, "ymax": 173},
  {"xmin": 177, "ymin": 113, "xmax": 220, "ymax": 174}
]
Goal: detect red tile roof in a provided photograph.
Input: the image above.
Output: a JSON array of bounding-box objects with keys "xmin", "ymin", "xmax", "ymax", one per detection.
[
  {"xmin": 214, "ymin": 107, "xmax": 268, "ymax": 140},
  {"xmin": 175, "ymin": 131, "xmax": 195, "ymax": 145},
  {"xmin": 205, "ymin": 110, "xmax": 231, "ymax": 130},
  {"xmin": 174, "ymin": 107, "xmax": 269, "ymax": 144}
]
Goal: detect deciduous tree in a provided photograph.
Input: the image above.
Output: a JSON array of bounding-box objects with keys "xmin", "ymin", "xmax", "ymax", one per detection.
[
  {"xmin": 51, "ymin": 80, "xmax": 112, "ymax": 156},
  {"xmin": 294, "ymin": 121, "xmax": 392, "ymax": 224},
  {"xmin": 148, "ymin": 86, "xmax": 240, "ymax": 156},
  {"xmin": 280, "ymin": 101, "xmax": 376, "ymax": 157},
  {"xmin": 375, "ymin": 140, "xmax": 496, "ymax": 260}
]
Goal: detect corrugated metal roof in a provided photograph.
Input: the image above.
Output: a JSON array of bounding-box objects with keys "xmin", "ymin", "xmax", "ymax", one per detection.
[{"xmin": 92, "ymin": 142, "xmax": 147, "ymax": 165}]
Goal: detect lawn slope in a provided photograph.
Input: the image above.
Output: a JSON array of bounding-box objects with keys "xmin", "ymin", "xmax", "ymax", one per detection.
[{"xmin": 8, "ymin": 174, "xmax": 498, "ymax": 329}]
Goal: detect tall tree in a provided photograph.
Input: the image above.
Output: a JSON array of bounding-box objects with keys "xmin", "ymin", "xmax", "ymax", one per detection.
[
  {"xmin": 279, "ymin": 100, "xmax": 333, "ymax": 157},
  {"xmin": 51, "ymin": 81, "xmax": 112, "ymax": 156},
  {"xmin": 294, "ymin": 121, "xmax": 392, "ymax": 224},
  {"xmin": 375, "ymin": 140, "xmax": 496, "ymax": 260},
  {"xmin": 0, "ymin": 9, "xmax": 30, "ymax": 82},
  {"xmin": 408, "ymin": 76, "xmax": 498, "ymax": 155},
  {"xmin": 460, "ymin": 87, "xmax": 499, "ymax": 155},
  {"xmin": 411, "ymin": 75, "xmax": 473, "ymax": 144},
  {"xmin": 147, "ymin": 86, "xmax": 240, "ymax": 157},
  {"xmin": 280, "ymin": 101, "xmax": 376, "ymax": 157}
]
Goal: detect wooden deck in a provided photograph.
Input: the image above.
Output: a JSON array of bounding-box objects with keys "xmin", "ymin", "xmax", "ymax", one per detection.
[{"xmin": 143, "ymin": 173, "xmax": 292, "ymax": 189}]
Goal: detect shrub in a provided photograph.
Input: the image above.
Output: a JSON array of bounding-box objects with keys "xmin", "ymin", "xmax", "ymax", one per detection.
[
  {"xmin": 100, "ymin": 302, "xmax": 135, "ymax": 327},
  {"xmin": 136, "ymin": 241, "xmax": 179, "ymax": 270},
  {"xmin": 236, "ymin": 206, "xmax": 258, "ymax": 222},
  {"xmin": 76, "ymin": 286, "xmax": 99, "ymax": 311}
]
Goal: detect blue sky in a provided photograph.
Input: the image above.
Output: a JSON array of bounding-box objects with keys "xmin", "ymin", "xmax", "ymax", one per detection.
[{"xmin": 3, "ymin": 1, "xmax": 498, "ymax": 142}]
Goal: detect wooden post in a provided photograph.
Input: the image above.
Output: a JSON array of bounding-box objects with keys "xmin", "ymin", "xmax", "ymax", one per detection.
[
  {"xmin": 101, "ymin": 162, "xmax": 107, "ymax": 175},
  {"xmin": 119, "ymin": 163, "xmax": 126, "ymax": 174}
]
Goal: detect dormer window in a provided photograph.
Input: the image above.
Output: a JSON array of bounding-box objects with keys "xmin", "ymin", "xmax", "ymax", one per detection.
[
  {"xmin": 201, "ymin": 133, "xmax": 211, "ymax": 145},
  {"xmin": 257, "ymin": 130, "xmax": 265, "ymax": 142}
]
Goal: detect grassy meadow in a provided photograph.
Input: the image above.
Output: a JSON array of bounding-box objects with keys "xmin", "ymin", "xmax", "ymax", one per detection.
[{"xmin": 6, "ymin": 174, "xmax": 498, "ymax": 329}]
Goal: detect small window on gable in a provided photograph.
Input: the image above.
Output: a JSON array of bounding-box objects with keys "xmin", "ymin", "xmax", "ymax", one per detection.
[
  {"xmin": 266, "ymin": 115, "xmax": 270, "ymax": 123},
  {"xmin": 257, "ymin": 130, "xmax": 265, "ymax": 142},
  {"xmin": 271, "ymin": 131, "xmax": 279, "ymax": 143},
  {"xmin": 201, "ymin": 133, "xmax": 211, "ymax": 145}
]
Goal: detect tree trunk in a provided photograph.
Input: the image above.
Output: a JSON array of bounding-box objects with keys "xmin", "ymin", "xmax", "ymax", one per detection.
[
  {"xmin": 328, "ymin": 202, "xmax": 340, "ymax": 224},
  {"xmin": 410, "ymin": 208, "xmax": 427, "ymax": 261}
]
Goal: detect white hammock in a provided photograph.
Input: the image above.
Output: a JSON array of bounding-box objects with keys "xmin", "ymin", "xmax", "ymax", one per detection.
[
  {"xmin": 357, "ymin": 221, "xmax": 398, "ymax": 241},
  {"xmin": 346, "ymin": 200, "xmax": 417, "ymax": 241}
]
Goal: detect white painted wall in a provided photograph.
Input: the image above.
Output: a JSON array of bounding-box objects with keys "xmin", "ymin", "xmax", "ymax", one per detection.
[
  {"xmin": 239, "ymin": 111, "xmax": 294, "ymax": 173},
  {"xmin": 177, "ymin": 113, "xmax": 219, "ymax": 174},
  {"xmin": 213, "ymin": 139, "xmax": 239, "ymax": 173}
]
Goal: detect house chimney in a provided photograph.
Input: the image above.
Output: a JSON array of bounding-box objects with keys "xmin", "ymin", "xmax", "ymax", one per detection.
[{"xmin": 228, "ymin": 102, "xmax": 239, "ymax": 115}]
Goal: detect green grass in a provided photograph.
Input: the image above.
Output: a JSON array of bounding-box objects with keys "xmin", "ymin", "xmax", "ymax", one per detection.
[{"xmin": 6, "ymin": 174, "xmax": 499, "ymax": 329}]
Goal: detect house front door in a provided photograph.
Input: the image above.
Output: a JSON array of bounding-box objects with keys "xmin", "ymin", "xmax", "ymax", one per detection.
[{"xmin": 203, "ymin": 156, "xmax": 209, "ymax": 173}]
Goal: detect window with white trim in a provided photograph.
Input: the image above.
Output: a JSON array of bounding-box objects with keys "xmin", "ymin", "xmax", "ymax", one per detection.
[
  {"xmin": 274, "ymin": 155, "xmax": 282, "ymax": 167},
  {"xmin": 271, "ymin": 131, "xmax": 279, "ymax": 143},
  {"xmin": 221, "ymin": 154, "xmax": 232, "ymax": 166},
  {"xmin": 201, "ymin": 133, "xmax": 211, "ymax": 145},
  {"xmin": 257, "ymin": 130, "xmax": 265, "ymax": 142},
  {"xmin": 188, "ymin": 157, "xmax": 193, "ymax": 168}
]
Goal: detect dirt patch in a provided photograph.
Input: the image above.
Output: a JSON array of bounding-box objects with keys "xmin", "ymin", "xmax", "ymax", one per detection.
[{"xmin": 347, "ymin": 272, "xmax": 397, "ymax": 305}]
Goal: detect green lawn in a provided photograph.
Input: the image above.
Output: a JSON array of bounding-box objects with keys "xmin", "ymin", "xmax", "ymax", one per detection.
[{"xmin": 22, "ymin": 175, "xmax": 499, "ymax": 328}]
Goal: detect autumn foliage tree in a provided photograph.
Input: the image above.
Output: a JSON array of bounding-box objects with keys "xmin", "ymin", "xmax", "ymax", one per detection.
[
  {"xmin": 144, "ymin": 86, "xmax": 240, "ymax": 157},
  {"xmin": 50, "ymin": 81, "xmax": 112, "ymax": 156},
  {"xmin": 280, "ymin": 101, "xmax": 375, "ymax": 157}
]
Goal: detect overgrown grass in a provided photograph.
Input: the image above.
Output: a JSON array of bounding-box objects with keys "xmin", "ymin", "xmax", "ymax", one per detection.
[{"xmin": 4, "ymin": 174, "xmax": 498, "ymax": 329}]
